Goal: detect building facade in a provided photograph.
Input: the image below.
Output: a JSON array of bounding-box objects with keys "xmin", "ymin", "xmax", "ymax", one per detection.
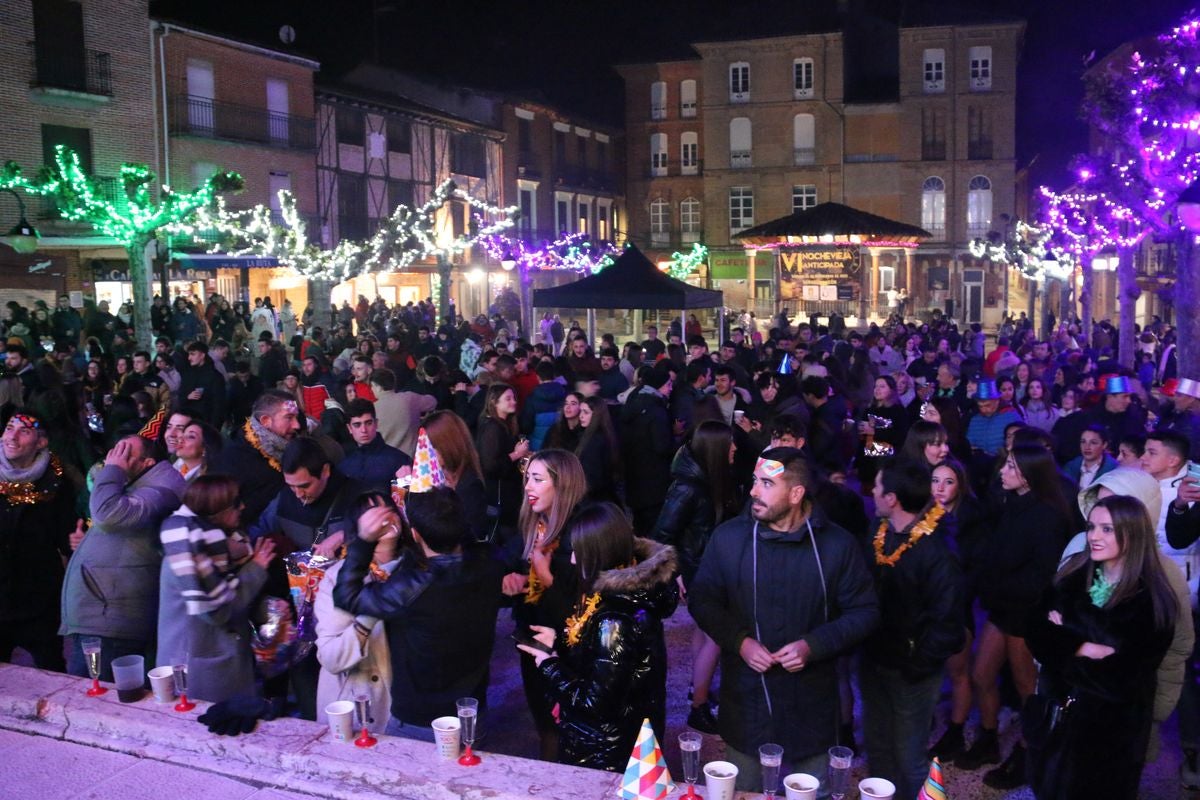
[{"xmin": 619, "ymin": 15, "xmax": 1024, "ymax": 327}]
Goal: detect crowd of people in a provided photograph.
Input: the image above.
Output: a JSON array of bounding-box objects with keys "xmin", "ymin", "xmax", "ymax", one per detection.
[{"xmin": 2, "ymin": 289, "xmax": 1200, "ymax": 799}]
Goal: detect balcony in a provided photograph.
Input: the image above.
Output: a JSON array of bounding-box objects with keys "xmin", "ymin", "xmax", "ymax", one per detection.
[
  {"xmin": 923, "ymin": 222, "xmax": 947, "ymax": 239},
  {"xmin": 169, "ymin": 95, "xmax": 316, "ymax": 151},
  {"xmin": 922, "ymin": 141, "xmax": 946, "ymax": 161},
  {"xmin": 730, "ymin": 150, "xmax": 752, "ymax": 168},
  {"xmin": 793, "ymin": 147, "xmax": 816, "ymax": 166},
  {"xmin": 966, "ymin": 222, "xmax": 990, "ymax": 239},
  {"xmin": 554, "ymin": 165, "xmax": 617, "ymax": 193},
  {"xmin": 968, "ymin": 139, "xmax": 994, "ymax": 160},
  {"xmin": 30, "ymin": 43, "xmax": 112, "ymax": 100},
  {"xmin": 39, "ymin": 175, "xmax": 124, "ymax": 220},
  {"xmin": 644, "ymin": 159, "xmax": 704, "ymax": 179}
]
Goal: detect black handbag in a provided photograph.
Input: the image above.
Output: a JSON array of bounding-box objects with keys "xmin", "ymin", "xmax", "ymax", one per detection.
[
  {"xmin": 482, "ymin": 483, "xmax": 503, "ymax": 545},
  {"xmin": 1022, "ymin": 693, "xmax": 1074, "ymax": 749}
]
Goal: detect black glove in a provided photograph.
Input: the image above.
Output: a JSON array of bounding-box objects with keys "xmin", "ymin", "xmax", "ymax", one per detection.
[{"xmin": 197, "ymin": 694, "xmax": 278, "ymax": 736}]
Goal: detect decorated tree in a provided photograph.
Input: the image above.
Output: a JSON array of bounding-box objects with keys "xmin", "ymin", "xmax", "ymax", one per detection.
[
  {"xmin": 1080, "ymin": 13, "xmax": 1200, "ymax": 373},
  {"xmin": 0, "ymin": 145, "xmax": 242, "ymax": 349},
  {"xmin": 968, "ymin": 217, "xmax": 1071, "ymax": 336}
]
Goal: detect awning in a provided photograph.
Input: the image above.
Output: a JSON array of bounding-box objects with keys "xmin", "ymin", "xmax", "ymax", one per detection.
[{"xmin": 173, "ymin": 253, "xmax": 280, "ymax": 270}]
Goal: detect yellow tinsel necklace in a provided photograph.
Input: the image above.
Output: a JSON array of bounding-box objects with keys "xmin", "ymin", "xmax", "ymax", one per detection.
[
  {"xmin": 524, "ymin": 518, "xmax": 556, "ymax": 605},
  {"xmin": 563, "ymin": 593, "xmax": 602, "ymax": 647},
  {"xmin": 873, "ymin": 504, "xmax": 945, "ymax": 567},
  {"xmin": 243, "ymin": 420, "xmax": 281, "ymax": 473},
  {"xmin": 0, "ymin": 454, "xmax": 63, "ymax": 505}
]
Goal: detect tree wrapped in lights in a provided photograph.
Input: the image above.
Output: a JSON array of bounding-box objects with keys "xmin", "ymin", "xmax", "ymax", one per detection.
[
  {"xmin": 0, "ymin": 145, "xmax": 242, "ymax": 348},
  {"xmin": 186, "ymin": 179, "xmax": 518, "ymax": 320},
  {"xmin": 1081, "ymin": 12, "xmax": 1200, "ymax": 372}
]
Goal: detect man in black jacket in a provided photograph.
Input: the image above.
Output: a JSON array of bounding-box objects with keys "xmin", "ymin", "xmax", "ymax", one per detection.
[
  {"xmin": 622, "ymin": 366, "xmax": 677, "ymax": 535},
  {"xmin": 178, "ymin": 341, "xmax": 227, "ymax": 426},
  {"xmin": 862, "ymin": 460, "xmax": 964, "ymax": 800},
  {"xmin": 334, "ymin": 486, "xmax": 503, "ymax": 740},
  {"xmin": 689, "ymin": 447, "xmax": 879, "ymax": 790}
]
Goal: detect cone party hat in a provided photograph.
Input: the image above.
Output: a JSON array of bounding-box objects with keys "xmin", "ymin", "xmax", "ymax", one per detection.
[
  {"xmin": 917, "ymin": 757, "xmax": 947, "ymax": 800},
  {"xmin": 619, "ymin": 718, "xmax": 674, "ymax": 800},
  {"xmin": 409, "ymin": 427, "xmax": 445, "ymax": 493}
]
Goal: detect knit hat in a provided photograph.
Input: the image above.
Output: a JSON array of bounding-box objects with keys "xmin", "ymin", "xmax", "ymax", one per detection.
[{"xmin": 643, "ymin": 367, "xmax": 671, "ymax": 390}]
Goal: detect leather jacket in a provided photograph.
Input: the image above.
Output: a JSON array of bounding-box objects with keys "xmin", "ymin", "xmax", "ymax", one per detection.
[
  {"xmin": 652, "ymin": 445, "xmax": 717, "ymax": 586},
  {"xmin": 538, "ymin": 538, "xmax": 679, "ymax": 771}
]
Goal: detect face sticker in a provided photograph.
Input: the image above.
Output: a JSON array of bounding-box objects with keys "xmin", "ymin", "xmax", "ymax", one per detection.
[
  {"xmin": 756, "ymin": 458, "xmax": 785, "ymax": 477},
  {"xmin": 282, "ymin": 401, "xmax": 299, "ymax": 416}
]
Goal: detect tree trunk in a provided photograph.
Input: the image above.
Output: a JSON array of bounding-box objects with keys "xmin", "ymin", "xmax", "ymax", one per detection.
[
  {"xmin": 1178, "ymin": 233, "xmax": 1200, "ymax": 379},
  {"xmin": 437, "ymin": 254, "xmax": 452, "ymax": 325},
  {"xmin": 518, "ymin": 264, "xmax": 533, "ymax": 343},
  {"xmin": 1080, "ymin": 253, "xmax": 1094, "ymax": 348},
  {"xmin": 1059, "ymin": 275, "xmax": 1072, "ymax": 329},
  {"xmin": 1117, "ymin": 246, "xmax": 1138, "ymax": 369},
  {"xmin": 129, "ymin": 236, "xmax": 154, "ymax": 351}
]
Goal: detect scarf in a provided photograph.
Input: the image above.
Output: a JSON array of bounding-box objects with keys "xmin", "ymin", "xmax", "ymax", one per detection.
[
  {"xmin": 249, "ymin": 416, "xmax": 290, "ymax": 465},
  {"xmin": 161, "ymin": 507, "xmax": 237, "ymax": 616},
  {"xmin": 0, "ymin": 447, "xmax": 50, "ymax": 483}
]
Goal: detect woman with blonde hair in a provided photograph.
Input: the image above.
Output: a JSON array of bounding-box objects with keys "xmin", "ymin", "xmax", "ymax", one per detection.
[{"xmin": 502, "ymin": 448, "xmax": 588, "ymax": 761}]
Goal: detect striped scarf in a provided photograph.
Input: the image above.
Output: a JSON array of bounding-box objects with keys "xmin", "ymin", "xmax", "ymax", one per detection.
[{"xmin": 160, "ymin": 506, "xmax": 239, "ymax": 616}]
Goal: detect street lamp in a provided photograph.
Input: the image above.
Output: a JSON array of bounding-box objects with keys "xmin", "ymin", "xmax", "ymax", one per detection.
[{"xmin": 0, "ymin": 187, "xmax": 39, "ymax": 254}]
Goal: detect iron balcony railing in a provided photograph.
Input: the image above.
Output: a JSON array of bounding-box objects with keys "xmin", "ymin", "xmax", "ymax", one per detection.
[
  {"xmin": 169, "ymin": 94, "xmax": 316, "ymax": 151},
  {"xmin": 39, "ymin": 175, "xmax": 124, "ymax": 220},
  {"xmin": 30, "ymin": 43, "xmax": 112, "ymax": 96},
  {"xmin": 793, "ymin": 147, "xmax": 816, "ymax": 165}
]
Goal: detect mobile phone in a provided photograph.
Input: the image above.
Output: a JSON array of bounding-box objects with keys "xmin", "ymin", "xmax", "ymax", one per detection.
[
  {"xmin": 510, "ymin": 628, "xmax": 552, "ymax": 654},
  {"xmin": 1187, "ymin": 462, "xmax": 1200, "ymax": 483}
]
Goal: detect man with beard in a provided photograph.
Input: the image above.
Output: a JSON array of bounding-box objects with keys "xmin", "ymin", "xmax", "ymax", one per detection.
[
  {"xmin": 0, "ymin": 413, "xmax": 75, "ymax": 670},
  {"xmin": 214, "ymin": 390, "xmax": 301, "ymax": 524},
  {"xmin": 689, "ymin": 448, "xmax": 879, "ymax": 791}
]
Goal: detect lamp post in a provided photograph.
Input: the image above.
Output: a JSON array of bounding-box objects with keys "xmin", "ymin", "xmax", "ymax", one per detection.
[
  {"xmin": 1176, "ymin": 179, "xmax": 1200, "ymax": 378},
  {"xmin": 1040, "ymin": 254, "xmax": 1058, "ymax": 338},
  {"xmin": 0, "ymin": 187, "xmax": 39, "ymax": 254}
]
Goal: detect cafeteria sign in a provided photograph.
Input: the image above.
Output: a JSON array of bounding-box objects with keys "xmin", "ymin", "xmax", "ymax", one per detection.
[{"xmin": 778, "ymin": 247, "xmax": 860, "ymax": 301}]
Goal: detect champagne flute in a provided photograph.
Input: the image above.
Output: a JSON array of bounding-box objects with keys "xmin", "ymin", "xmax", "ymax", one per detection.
[
  {"xmin": 172, "ymin": 663, "xmax": 195, "ymax": 712},
  {"xmin": 81, "ymin": 637, "xmax": 106, "ymax": 696},
  {"xmin": 678, "ymin": 731, "xmax": 702, "ymax": 798},
  {"xmin": 827, "ymin": 745, "xmax": 853, "ymax": 800},
  {"xmin": 456, "ymin": 697, "xmax": 481, "ymax": 766},
  {"xmin": 759, "ymin": 743, "xmax": 783, "ymax": 799},
  {"xmin": 353, "ymin": 694, "xmax": 377, "ymax": 748}
]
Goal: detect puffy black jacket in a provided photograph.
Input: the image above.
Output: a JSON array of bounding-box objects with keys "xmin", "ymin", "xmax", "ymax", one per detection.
[
  {"xmin": 652, "ymin": 445, "xmax": 717, "ymax": 586},
  {"xmin": 861, "ymin": 511, "xmax": 965, "ymax": 680},
  {"xmin": 334, "ymin": 538, "xmax": 504, "ymax": 726},
  {"xmin": 620, "ymin": 389, "xmax": 674, "ymax": 514},
  {"xmin": 539, "ymin": 538, "xmax": 679, "ymax": 771}
]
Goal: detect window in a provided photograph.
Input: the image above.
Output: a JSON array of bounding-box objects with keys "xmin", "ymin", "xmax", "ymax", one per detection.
[
  {"xmin": 451, "ymin": 133, "xmax": 486, "ymax": 177},
  {"xmin": 338, "ymin": 173, "xmax": 367, "ymax": 241},
  {"xmin": 268, "ymin": 172, "xmax": 291, "ymax": 222},
  {"xmin": 597, "ymin": 204, "xmax": 610, "ymax": 240},
  {"xmin": 335, "ymin": 106, "xmax": 364, "ymax": 146},
  {"xmin": 792, "ymin": 185, "xmax": 817, "ymax": 213},
  {"xmin": 32, "ymin": 0, "xmax": 87, "ymax": 91},
  {"xmin": 597, "ymin": 139, "xmax": 608, "ymax": 173},
  {"xmin": 387, "ymin": 118, "xmax": 411, "ymax": 153},
  {"xmin": 680, "ymin": 197, "xmax": 701, "ymax": 243},
  {"xmin": 650, "ymin": 133, "xmax": 668, "ymax": 176},
  {"xmin": 680, "ymin": 79, "xmax": 697, "ymax": 117},
  {"xmin": 650, "ymin": 81, "xmax": 667, "ymax": 120},
  {"xmin": 190, "ymin": 161, "xmax": 217, "ymax": 191},
  {"xmin": 388, "ymin": 179, "xmax": 414, "ymax": 210},
  {"xmin": 578, "ymin": 199, "xmax": 591, "ymax": 235},
  {"xmin": 518, "ymin": 187, "xmax": 535, "ymax": 237},
  {"xmin": 921, "ymin": 176, "xmax": 946, "ymax": 237},
  {"xmin": 577, "ymin": 134, "xmax": 587, "ymax": 166},
  {"xmin": 681, "ymin": 132, "xmax": 699, "ymax": 175},
  {"xmin": 969, "ymin": 46, "xmax": 992, "ymax": 90},
  {"xmin": 729, "ymin": 187, "xmax": 753, "ymax": 234},
  {"xmin": 650, "ymin": 198, "xmax": 670, "ymax": 245},
  {"xmin": 967, "ymin": 175, "xmax": 992, "ymax": 236},
  {"xmin": 923, "ymin": 49, "xmax": 945, "ymax": 93},
  {"xmin": 793, "ymin": 114, "xmax": 815, "ymax": 165},
  {"xmin": 554, "ymin": 130, "xmax": 568, "ymax": 168},
  {"xmin": 878, "ymin": 266, "xmax": 896, "ymax": 296},
  {"xmin": 921, "ymin": 108, "xmax": 946, "ymax": 160},
  {"xmin": 793, "ymin": 58, "xmax": 814, "ymax": 99},
  {"xmin": 729, "ymin": 61, "xmax": 750, "ymax": 102},
  {"xmin": 729, "ymin": 117, "xmax": 752, "ymax": 168},
  {"xmin": 555, "ymin": 194, "xmax": 571, "ymax": 234},
  {"xmin": 42, "ymin": 124, "xmax": 92, "ymax": 173},
  {"xmin": 266, "ymin": 78, "xmax": 289, "ymax": 146},
  {"xmin": 517, "ymin": 117, "xmax": 532, "ymax": 157},
  {"xmin": 186, "ymin": 60, "xmax": 214, "ymax": 133},
  {"xmin": 968, "ymin": 106, "xmax": 993, "ymax": 159}
]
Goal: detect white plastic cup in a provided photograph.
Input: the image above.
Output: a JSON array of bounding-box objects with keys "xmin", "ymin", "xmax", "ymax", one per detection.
[
  {"xmin": 110, "ymin": 655, "xmax": 144, "ymax": 689},
  {"xmin": 703, "ymin": 760, "xmax": 739, "ymax": 800},
  {"xmin": 783, "ymin": 772, "xmax": 820, "ymax": 800},
  {"xmin": 325, "ymin": 700, "xmax": 355, "ymax": 743},
  {"xmin": 431, "ymin": 715, "xmax": 462, "ymax": 760},
  {"xmin": 147, "ymin": 666, "xmax": 176, "ymax": 704},
  {"xmin": 859, "ymin": 777, "xmax": 896, "ymax": 800},
  {"xmin": 734, "ymin": 410, "xmax": 745, "ymax": 424}
]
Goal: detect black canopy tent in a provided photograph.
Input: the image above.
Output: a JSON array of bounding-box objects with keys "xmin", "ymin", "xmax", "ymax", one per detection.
[{"xmin": 531, "ymin": 244, "xmax": 724, "ymax": 343}]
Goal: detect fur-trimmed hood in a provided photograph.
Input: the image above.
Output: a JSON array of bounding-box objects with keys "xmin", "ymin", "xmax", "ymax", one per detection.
[{"xmin": 592, "ymin": 537, "xmax": 679, "ymax": 618}]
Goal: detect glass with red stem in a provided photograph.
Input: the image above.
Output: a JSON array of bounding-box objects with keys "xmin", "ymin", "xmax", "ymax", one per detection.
[
  {"xmin": 679, "ymin": 731, "xmax": 702, "ymax": 797},
  {"xmin": 81, "ymin": 637, "xmax": 107, "ymax": 696},
  {"xmin": 172, "ymin": 663, "xmax": 195, "ymax": 712},
  {"xmin": 354, "ymin": 694, "xmax": 377, "ymax": 747},
  {"xmin": 457, "ymin": 697, "xmax": 481, "ymax": 765}
]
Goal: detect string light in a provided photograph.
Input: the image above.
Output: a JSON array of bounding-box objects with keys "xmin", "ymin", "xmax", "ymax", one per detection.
[{"xmin": 967, "ymin": 218, "xmax": 1074, "ymax": 282}]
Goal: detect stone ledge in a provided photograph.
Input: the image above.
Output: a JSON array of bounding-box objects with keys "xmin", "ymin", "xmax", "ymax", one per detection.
[{"xmin": 0, "ymin": 663, "xmax": 621, "ymax": 800}]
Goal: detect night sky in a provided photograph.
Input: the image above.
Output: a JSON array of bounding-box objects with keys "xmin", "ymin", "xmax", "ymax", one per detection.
[{"xmin": 151, "ymin": 0, "xmax": 1194, "ymax": 188}]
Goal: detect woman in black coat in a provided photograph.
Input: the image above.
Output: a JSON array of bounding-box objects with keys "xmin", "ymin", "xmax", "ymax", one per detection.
[
  {"xmin": 1025, "ymin": 495, "xmax": 1177, "ymax": 799},
  {"xmin": 475, "ymin": 383, "xmax": 529, "ymax": 535},
  {"xmin": 519, "ymin": 503, "xmax": 679, "ymax": 771},
  {"xmin": 574, "ymin": 397, "xmax": 620, "ymax": 503},
  {"xmin": 960, "ymin": 444, "xmax": 1074, "ymax": 787},
  {"xmin": 652, "ymin": 421, "xmax": 739, "ymax": 733}
]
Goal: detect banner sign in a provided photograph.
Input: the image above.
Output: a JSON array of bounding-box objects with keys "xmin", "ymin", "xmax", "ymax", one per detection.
[{"xmin": 778, "ymin": 247, "xmax": 861, "ymax": 301}]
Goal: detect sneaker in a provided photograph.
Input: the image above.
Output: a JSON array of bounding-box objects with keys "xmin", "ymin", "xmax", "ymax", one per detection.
[
  {"xmin": 983, "ymin": 744, "xmax": 1027, "ymax": 790},
  {"xmin": 1183, "ymin": 749, "xmax": 1200, "ymax": 790},
  {"xmin": 929, "ymin": 723, "xmax": 966, "ymax": 762},
  {"xmin": 955, "ymin": 728, "xmax": 1001, "ymax": 770},
  {"xmin": 687, "ymin": 702, "xmax": 719, "ymax": 735}
]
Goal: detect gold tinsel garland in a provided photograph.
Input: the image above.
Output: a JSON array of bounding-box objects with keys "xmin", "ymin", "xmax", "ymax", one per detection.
[
  {"xmin": 0, "ymin": 454, "xmax": 64, "ymax": 505},
  {"xmin": 873, "ymin": 503, "xmax": 946, "ymax": 568},
  {"xmin": 243, "ymin": 419, "xmax": 281, "ymax": 472},
  {"xmin": 564, "ymin": 593, "xmax": 602, "ymax": 647}
]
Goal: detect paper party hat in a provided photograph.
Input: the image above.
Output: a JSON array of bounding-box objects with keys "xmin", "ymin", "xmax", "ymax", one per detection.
[
  {"xmin": 917, "ymin": 757, "xmax": 947, "ymax": 800},
  {"xmin": 619, "ymin": 718, "xmax": 674, "ymax": 800},
  {"xmin": 409, "ymin": 427, "xmax": 446, "ymax": 493},
  {"xmin": 776, "ymin": 352, "xmax": 794, "ymax": 375}
]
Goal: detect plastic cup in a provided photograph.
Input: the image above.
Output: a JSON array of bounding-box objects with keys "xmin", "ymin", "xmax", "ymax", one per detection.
[
  {"xmin": 703, "ymin": 760, "xmax": 739, "ymax": 800},
  {"xmin": 859, "ymin": 777, "xmax": 896, "ymax": 800},
  {"xmin": 431, "ymin": 715, "xmax": 462, "ymax": 760},
  {"xmin": 111, "ymin": 655, "xmax": 145, "ymax": 702},
  {"xmin": 325, "ymin": 700, "xmax": 355, "ymax": 743},
  {"xmin": 147, "ymin": 666, "xmax": 176, "ymax": 704},
  {"xmin": 734, "ymin": 410, "xmax": 745, "ymax": 424},
  {"xmin": 783, "ymin": 773, "xmax": 820, "ymax": 800}
]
